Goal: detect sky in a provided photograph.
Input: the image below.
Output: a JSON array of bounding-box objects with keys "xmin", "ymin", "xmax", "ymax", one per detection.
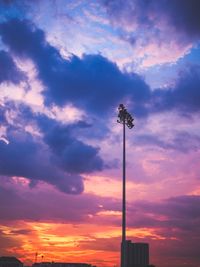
[{"xmin": 0, "ymin": 0, "xmax": 200, "ymax": 267}]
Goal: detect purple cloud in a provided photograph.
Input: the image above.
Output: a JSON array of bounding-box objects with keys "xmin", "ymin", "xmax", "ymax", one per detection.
[
  {"xmin": 36, "ymin": 115, "xmax": 104, "ymax": 174},
  {"xmin": 0, "ymin": 100, "xmax": 110, "ymax": 194},
  {"xmin": 0, "ymin": 131, "xmax": 84, "ymax": 194},
  {"xmin": 0, "ymin": 50, "xmax": 25, "ymax": 84},
  {"xmin": 1, "ymin": 19, "xmax": 200, "ymax": 119},
  {"xmin": 0, "ymin": 177, "xmax": 121, "ymax": 222},
  {"xmin": 128, "ymin": 195, "xmax": 200, "ymax": 231},
  {"xmin": 134, "ymin": 130, "xmax": 200, "ymax": 153},
  {"xmin": 102, "ymin": 0, "xmax": 200, "ymax": 44},
  {"xmin": 0, "ymin": 19, "xmax": 151, "ymax": 117},
  {"xmin": 151, "ymin": 65, "xmax": 200, "ymax": 113}
]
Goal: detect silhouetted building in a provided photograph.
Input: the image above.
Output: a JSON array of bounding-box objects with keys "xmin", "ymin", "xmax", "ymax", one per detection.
[
  {"xmin": 0, "ymin": 256, "xmax": 23, "ymax": 267},
  {"xmin": 122, "ymin": 240, "xmax": 149, "ymax": 267},
  {"xmin": 32, "ymin": 263, "xmax": 93, "ymax": 267}
]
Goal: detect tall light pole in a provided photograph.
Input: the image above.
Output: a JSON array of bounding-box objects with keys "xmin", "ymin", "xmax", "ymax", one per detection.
[{"xmin": 117, "ymin": 104, "xmax": 134, "ymax": 267}]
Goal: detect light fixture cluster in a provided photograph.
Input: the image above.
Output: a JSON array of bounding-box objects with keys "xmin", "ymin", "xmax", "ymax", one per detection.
[{"xmin": 117, "ymin": 104, "xmax": 134, "ymax": 129}]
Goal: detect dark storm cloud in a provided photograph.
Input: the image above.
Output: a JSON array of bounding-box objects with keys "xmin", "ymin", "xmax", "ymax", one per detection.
[
  {"xmin": 102, "ymin": 0, "xmax": 200, "ymax": 42},
  {"xmin": 0, "ymin": 19, "xmax": 150, "ymax": 117},
  {"xmin": 0, "ymin": 130, "xmax": 84, "ymax": 194},
  {"xmin": 0, "ymin": 50, "xmax": 24, "ymax": 84},
  {"xmin": 36, "ymin": 115, "xmax": 104, "ymax": 173}
]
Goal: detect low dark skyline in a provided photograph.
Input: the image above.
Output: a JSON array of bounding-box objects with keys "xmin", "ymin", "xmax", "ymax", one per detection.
[{"xmin": 0, "ymin": 1, "xmax": 200, "ymax": 267}]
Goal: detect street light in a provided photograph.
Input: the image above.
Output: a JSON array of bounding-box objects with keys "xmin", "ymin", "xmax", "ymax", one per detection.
[{"xmin": 117, "ymin": 104, "xmax": 134, "ymax": 267}]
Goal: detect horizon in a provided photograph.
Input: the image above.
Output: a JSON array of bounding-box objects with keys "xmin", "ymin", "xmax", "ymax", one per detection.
[{"xmin": 0, "ymin": 1, "xmax": 200, "ymax": 267}]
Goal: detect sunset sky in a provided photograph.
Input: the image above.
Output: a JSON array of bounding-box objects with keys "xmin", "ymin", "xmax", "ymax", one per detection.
[{"xmin": 0, "ymin": 1, "xmax": 200, "ymax": 267}]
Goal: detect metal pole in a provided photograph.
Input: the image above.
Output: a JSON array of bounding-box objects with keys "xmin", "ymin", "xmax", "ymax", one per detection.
[
  {"xmin": 117, "ymin": 104, "xmax": 134, "ymax": 267},
  {"xmin": 122, "ymin": 119, "xmax": 126, "ymax": 267}
]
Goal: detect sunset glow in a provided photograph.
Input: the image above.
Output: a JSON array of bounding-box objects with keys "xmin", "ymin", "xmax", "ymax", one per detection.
[{"xmin": 0, "ymin": 1, "xmax": 200, "ymax": 267}]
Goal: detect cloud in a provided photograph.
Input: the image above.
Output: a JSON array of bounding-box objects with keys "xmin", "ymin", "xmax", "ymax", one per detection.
[
  {"xmin": 102, "ymin": 0, "xmax": 200, "ymax": 40},
  {"xmin": 0, "ymin": 228, "xmax": 22, "ymax": 256},
  {"xmin": 128, "ymin": 195, "xmax": 200, "ymax": 231},
  {"xmin": 1, "ymin": 18, "xmax": 200, "ymax": 119},
  {"xmin": 133, "ymin": 195, "xmax": 200, "ymax": 266},
  {"xmin": 152, "ymin": 64, "xmax": 200, "ymax": 113},
  {"xmin": 9, "ymin": 229, "xmax": 33, "ymax": 235},
  {"xmin": 0, "ymin": 177, "xmax": 121, "ymax": 222},
  {"xmin": 79, "ymin": 236, "xmax": 120, "ymax": 252},
  {"xmin": 3, "ymin": 181, "xmax": 198, "ymax": 236},
  {"xmin": 0, "ymin": 104, "xmax": 6, "ymax": 123},
  {"xmin": 155, "ymin": 0, "xmax": 200, "ymax": 39},
  {"xmin": 101, "ymin": 0, "xmax": 200, "ymax": 66},
  {"xmin": 0, "ymin": 50, "xmax": 25, "ymax": 84},
  {"xmin": 135, "ymin": 130, "xmax": 200, "ymax": 153},
  {"xmin": 0, "ymin": 100, "xmax": 108, "ymax": 194},
  {"xmin": 36, "ymin": 115, "xmax": 104, "ymax": 174},
  {"xmin": 0, "ymin": 130, "xmax": 84, "ymax": 194},
  {"xmin": 1, "ymin": 176, "xmax": 200, "ymax": 266},
  {"xmin": 0, "ymin": 19, "xmax": 151, "ymax": 117}
]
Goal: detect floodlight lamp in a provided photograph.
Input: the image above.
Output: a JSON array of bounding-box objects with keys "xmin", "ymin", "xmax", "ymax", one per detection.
[{"xmin": 117, "ymin": 104, "xmax": 134, "ymax": 129}]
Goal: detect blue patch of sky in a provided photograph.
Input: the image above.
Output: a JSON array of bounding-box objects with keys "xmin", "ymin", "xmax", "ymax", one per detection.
[
  {"xmin": 0, "ymin": 2, "xmax": 26, "ymax": 23},
  {"xmin": 183, "ymin": 43, "xmax": 200, "ymax": 64}
]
